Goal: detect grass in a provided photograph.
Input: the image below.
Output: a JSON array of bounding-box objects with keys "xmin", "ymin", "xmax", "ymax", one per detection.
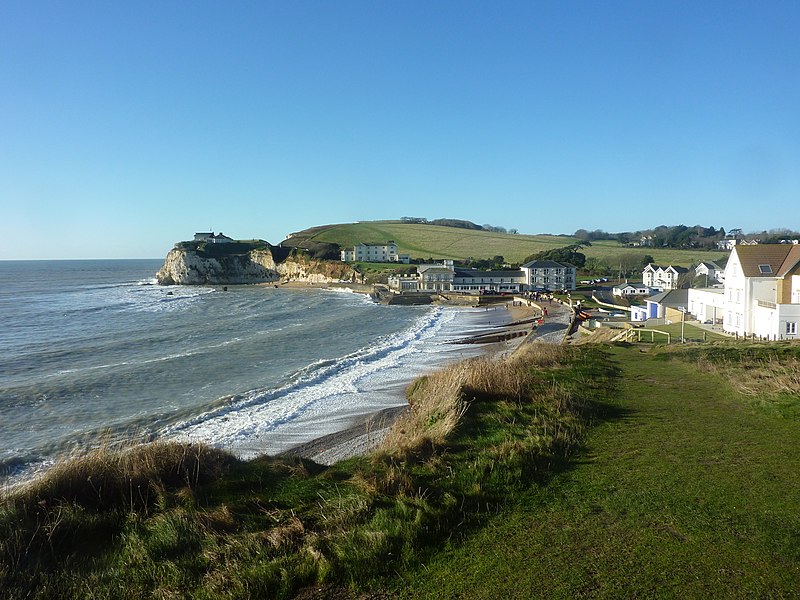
[
  {"xmin": 583, "ymin": 239, "xmax": 728, "ymax": 269},
  {"xmin": 389, "ymin": 342, "xmax": 800, "ymax": 598},
  {"xmin": 0, "ymin": 344, "xmax": 594, "ymax": 600},
  {"xmin": 637, "ymin": 321, "xmax": 729, "ymax": 342},
  {"xmin": 288, "ymin": 221, "xmax": 726, "ymax": 267},
  {"xmin": 6, "ymin": 342, "xmax": 799, "ymax": 598},
  {"xmin": 306, "ymin": 222, "xmax": 572, "ymax": 264}
]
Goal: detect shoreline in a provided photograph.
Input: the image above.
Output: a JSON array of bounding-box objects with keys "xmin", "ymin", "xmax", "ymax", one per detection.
[
  {"xmin": 1, "ymin": 291, "xmax": 548, "ymax": 491},
  {"xmin": 280, "ymin": 299, "xmax": 546, "ymax": 465}
]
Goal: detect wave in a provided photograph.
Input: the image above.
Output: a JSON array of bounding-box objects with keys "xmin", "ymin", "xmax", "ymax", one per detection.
[{"xmin": 163, "ymin": 306, "xmax": 453, "ymax": 450}]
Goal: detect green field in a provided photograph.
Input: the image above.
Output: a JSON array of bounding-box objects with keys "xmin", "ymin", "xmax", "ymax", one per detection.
[
  {"xmin": 641, "ymin": 321, "xmax": 730, "ymax": 343},
  {"xmin": 287, "ymin": 221, "xmax": 727, "ymax": 267}
]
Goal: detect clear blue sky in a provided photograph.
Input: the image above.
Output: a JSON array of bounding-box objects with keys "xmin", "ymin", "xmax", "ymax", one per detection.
[{"xmin": 2, "ymin": 1, "xmax": 798, "ymax": 259}]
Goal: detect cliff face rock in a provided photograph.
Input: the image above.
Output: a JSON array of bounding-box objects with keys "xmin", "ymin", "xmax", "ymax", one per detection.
[
  {"xmin": 275, "ymin": 255, "xmax": 356, "ymax": 284},
  {"xmin": 156, "ymin": 246, "xmax": 356, "ymax": 286},
  {"xmin": 156, "ymin": 247, "xmax": 278, "ymax": 285}
]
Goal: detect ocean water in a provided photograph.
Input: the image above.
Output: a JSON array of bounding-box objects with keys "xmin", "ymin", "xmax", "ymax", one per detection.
[{"xmin": 0, "ymin": 260, "xmax": 502, "ymax": 485}]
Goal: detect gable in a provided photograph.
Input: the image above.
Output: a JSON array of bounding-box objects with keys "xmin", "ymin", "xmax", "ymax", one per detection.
[{"xmin": 777, "ymin": 246, "xmax": 800, "ymax": 278}]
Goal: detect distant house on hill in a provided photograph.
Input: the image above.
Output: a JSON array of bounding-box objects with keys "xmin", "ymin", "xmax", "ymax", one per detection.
[
  {"xmin": 695, "ymin": 261, "xmax": 723, "ymax": 284},
  {"xmin": 718, "ymin": 238, "xmax": 760, "ymax": 250},
  {"xmin": 341, "ymin": 241, "xmax": 410, "ymax": 264},
  {"xmin": 194, "ymin": 232, "xmax": 233, "ymax": 244}
]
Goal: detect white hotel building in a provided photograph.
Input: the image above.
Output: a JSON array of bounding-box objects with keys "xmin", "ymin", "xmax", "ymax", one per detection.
[{"xmin": 341, "ymin": 241, "xmax": 410, "ymax": 264}]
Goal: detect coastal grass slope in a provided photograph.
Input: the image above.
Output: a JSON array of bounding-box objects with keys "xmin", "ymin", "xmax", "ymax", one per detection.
[
  {"xmin": 0, "ymin": 344, "xmax": 595, "ymax": 599},
  {"xmin": 285, "ymin": 221, "xmax": 727, "ymax": 266},
  {"xmin": 392, "ymin": 342, "xmax": 800, "ymax": 598},
  {"xmin": 3, "ymin": 342, "xmax": 800, "ymax": 598}
]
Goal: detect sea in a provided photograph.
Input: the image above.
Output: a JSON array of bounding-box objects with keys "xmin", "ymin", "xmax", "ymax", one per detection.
[{"xmin": 0, "ymin": 259, "xmax": 504, "ymax": 487}]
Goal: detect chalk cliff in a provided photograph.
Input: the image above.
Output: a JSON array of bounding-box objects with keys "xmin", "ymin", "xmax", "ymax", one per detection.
[{"xmin": 156, "ymin": 244, "xmax": 357, "ymax": 286}]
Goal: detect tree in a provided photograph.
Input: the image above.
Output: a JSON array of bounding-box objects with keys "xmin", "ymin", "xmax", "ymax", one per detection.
[{"xmin": 523, "ymin": 245, "xmax": 586, "ymax": 268}]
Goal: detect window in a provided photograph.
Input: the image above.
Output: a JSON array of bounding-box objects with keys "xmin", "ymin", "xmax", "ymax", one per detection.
[
  {"xmin": 788, "ymin": 322, "xmax": 797, "ymax": 335},
  {"xmin": 759, "ymin": 264, "xmax": 773, "ymax": 274}
]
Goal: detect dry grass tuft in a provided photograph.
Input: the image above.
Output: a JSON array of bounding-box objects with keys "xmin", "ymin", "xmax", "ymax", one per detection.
[
  {"xmin": 263, "ymin": 516, "xmax": 305, "ymax": 550},
  {"xmin": 697, "ymin": 355, "xmax": 800, "ymax": 397},
  {"xmin": 9, "ymin": 441, "xmax": 236, "ymax": 513},
  {"xmin": 377, "ymin": 344, "xmax": 570, "ymax": 458}
]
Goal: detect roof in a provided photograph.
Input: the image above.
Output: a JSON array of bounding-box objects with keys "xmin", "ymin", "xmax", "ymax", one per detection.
[
  {"xmin": 417, "ymin": 264, "xmax": 455, "ymax": 274},
  {"xmin": 777, "ymin": 245, "xmax": 800, "ymax": 277},
  {"xmin": 734, "ymin": 244, "xmax": 795, "ymax": 278},
  {"xmin": 663, "ymin": 265, "xmax": 688, "ymax": 274},
  {"xmin": 521, "ymin": 260, "xmax": 575, "ymax": 269},
  {"xmin": 614, "ymin": 283, "xmax": 648, "ymax": 289},
  {"xmin": 454, "ymin": 269, "xmax": 525, "ymax": 278},
  {"xmin": 646, "ymin": 289, "xmax": 689, "ymax": 306},
  {"xmin": 698, "ymin": 261, "xmax": 721, "ymax": 269},
  {"xmin": 356, "ymin": 241, "xmax": 396, "ymax": 247}
]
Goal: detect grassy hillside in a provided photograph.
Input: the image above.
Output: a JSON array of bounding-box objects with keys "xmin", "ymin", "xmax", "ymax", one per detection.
[{"xmin": 284, "ymin": 221, "xmax": 727, "ymax": 267}]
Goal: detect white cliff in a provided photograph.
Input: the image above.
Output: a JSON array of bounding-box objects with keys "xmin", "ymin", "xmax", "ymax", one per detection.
[{"xmin": 156, "ymin": 245, "xmax": 356, "ymax": 286}]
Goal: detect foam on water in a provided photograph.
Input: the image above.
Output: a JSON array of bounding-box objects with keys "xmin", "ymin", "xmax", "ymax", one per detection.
[
  {"xmin": 0, "ymin": 260, "xmax": 512, "ymax": 485},
  {"xmin": 164, "ymin": 306, "xmax": 456, "ymax": 453}
]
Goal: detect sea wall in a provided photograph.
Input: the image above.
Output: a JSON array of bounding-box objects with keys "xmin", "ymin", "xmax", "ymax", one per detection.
[{"xmin": 156, "ymin": 246, "xmax": 356, "ymax": 286}]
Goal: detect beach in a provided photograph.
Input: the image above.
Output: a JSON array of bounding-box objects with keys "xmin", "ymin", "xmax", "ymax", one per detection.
[{"xmin": 281, "ymin": 297, "xmax": 572, "ymax": 465}]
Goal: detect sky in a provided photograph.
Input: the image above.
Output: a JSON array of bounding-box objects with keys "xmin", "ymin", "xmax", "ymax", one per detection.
[{"xmin": 1, "ymin": 1, "xmax": 798, "ymax": 259}]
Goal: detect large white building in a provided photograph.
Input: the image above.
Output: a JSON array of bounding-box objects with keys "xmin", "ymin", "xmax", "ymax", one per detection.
[
  {"xmin": 520, "ymin": 260, "xmax": 576, "ymax": 291},
  {"xmin": 341, "ymin": 241, "xmax": 410, "ymax": 264},
  {"xmin": 722, "ymin": 244, "xmax": 800, "ymax": 339},
  {"xmin": 388, "ymin": 261, "xmax": 526, "ymax": 293}
]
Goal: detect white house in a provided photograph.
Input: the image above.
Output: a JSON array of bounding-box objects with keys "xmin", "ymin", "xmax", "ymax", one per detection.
[
  {"xmin": 341, "ymin": 241, "xmax": 410, "ymax": 264},
  {"xmin": 520, "ymin": 260, "xmax": 576, "ymax": 291},
  {"xmin": 194, "ymin": 232, "xmax": 232, "ymax": 243},
  {"xmin": 695, "ymin": 261, "xmax": 724, "ymax": 285},
  {"xmin": 722, "ymin": 244, "xmax": 800, "ymax": 339},
  {"xmin": 612, "ymin": 283, "xmax": 654, "ymax": 297},
  {"xmin": 642, "ymin": 264, "xmax": 688, "ymax": 290}
]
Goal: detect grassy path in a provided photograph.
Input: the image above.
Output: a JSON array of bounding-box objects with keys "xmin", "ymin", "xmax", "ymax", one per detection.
[{"xmin": 392, "ymin": 346, "xmax": 800, "ymax": 598}]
